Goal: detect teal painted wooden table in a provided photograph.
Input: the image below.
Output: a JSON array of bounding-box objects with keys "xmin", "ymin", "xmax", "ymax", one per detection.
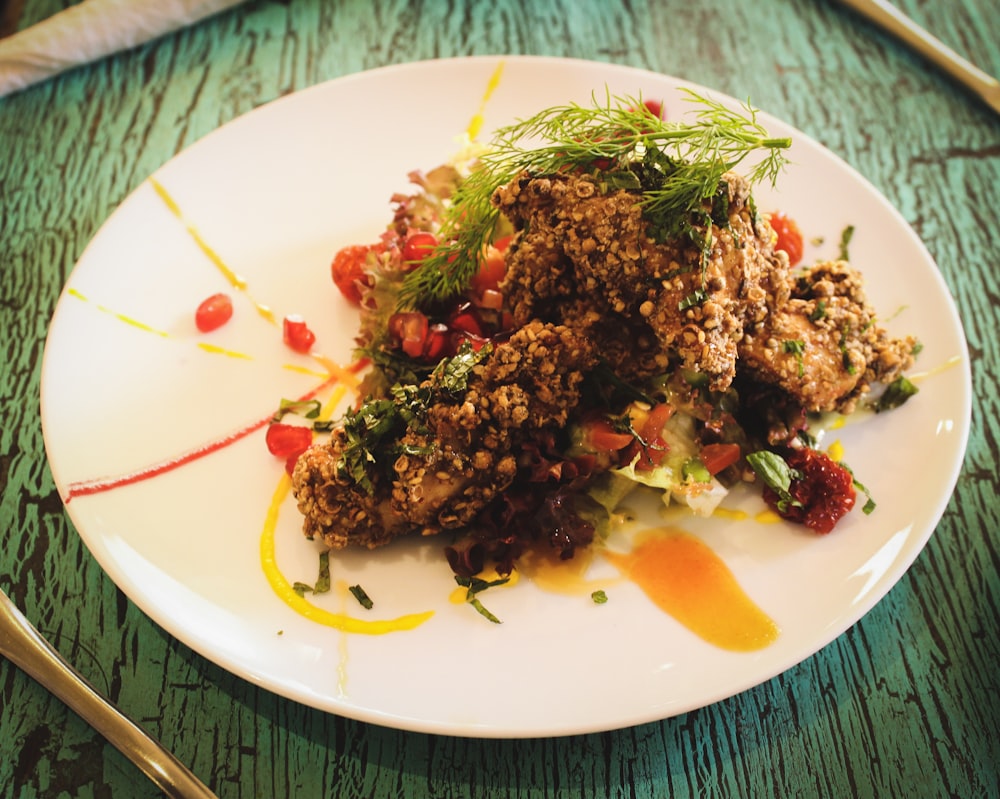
[{"xmin": 2, "ymin": 0, "xmax": 998, "ymax": 796}]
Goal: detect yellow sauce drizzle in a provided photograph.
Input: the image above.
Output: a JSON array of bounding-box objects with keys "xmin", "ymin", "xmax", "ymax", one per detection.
[
  {"xmin": 465, "ymin": 61, "xmax": 505, "ymax": 141},
  {"xmin": 604, "ymin": 527, "xmax": 779, "ymax": 651},
  {"xmin": 827, "ymin": 439, "xmax": 845, "ymax": 462},
  {"xmin": 68, "ymin": 288, "xmax": 169, "ymax": 337},
  {"xmin": 148, "ymin": 177, "xmax": 276, "ymax": 324},
  {"xmin": 909, "ymin": 354, "xmax": 962, "ymax": 381},
  {"xmin": 260, "ymin": 473, "xmax": 434, "ymax": 634},
  {"xmin": 307, "ymin": 353, "xmax": 362, "ymax": 390},
  {"xmin": 712, "ymin": 507, "xmax": 749, "ymax": 522},
  {"xmin": 755, "ymin": 509, "xmax": 783, "ymax": 524},
  {"xmin": 196, "ymin": 342, "xmax": 253, "ymax": 360}
]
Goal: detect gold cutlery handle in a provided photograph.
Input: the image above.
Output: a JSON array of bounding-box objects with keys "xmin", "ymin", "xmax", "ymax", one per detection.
[
  {"xmin": 839, "ymin": 0, "xmax": 1000, "ymax": 115},
  {"xmin": 0, "ymin": 589, "xmax": 217, "ymax": 798}
]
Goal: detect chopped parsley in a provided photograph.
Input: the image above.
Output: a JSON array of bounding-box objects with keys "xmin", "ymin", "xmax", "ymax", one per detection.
[{"xmin": 591, "ymin": 590, "xmax": 609, "ymax": 604}]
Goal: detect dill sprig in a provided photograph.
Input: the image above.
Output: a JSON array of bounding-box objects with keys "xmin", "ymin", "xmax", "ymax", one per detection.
[{"xmin": 398, "ymin": 89, "xmax": 792, "ymax": 309}]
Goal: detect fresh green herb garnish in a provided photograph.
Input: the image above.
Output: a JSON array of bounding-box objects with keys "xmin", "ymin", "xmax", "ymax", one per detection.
[
  {"xmin": 591, "ymin": 590, "xmax": 609, "ymax": 604},
  {"xmin": 349, "ymin": 584, "xmax": 374, "ymax": 610},
  {"xmin": 455, "ymin": 574, "xmax": 510, "ymax": 623},
  {"xmin": 783, "ymin": 338, "xmax": 806, "ymax": 377},
  {"xmin": 293, "ymin": 551, "xmax": 331, "ymax": 597},
  {"xmin": 808, "ymin": 300, "xmax": 827, "ymax": 322},
  {"xmin": 746, "ymin": 450, "xmax": 802, "ymax": 512},
  {"xmin": 874, "ymin": 375, "xmax": 919, "ymax": 412},
  {"xmin": 838, "ymin": 327, "xmax": 857, "ymax": 375},
  {"xmin": 398, "ymin": 90, "xmax": 791, "ymax": 309},
  {"xmin": 272, "ymin": 398, "xmax": 322, "ymax": 423},
  {"xmin": 838, "ymin": 224, "xmax": 855, "ymax": 261},
  {"xmin": 679, "ymin": 288, "xmax": 708, "ymax": 312},
  {"xmin": 337, "ymin": 341, "xmax": 492, "ymax": 493}
]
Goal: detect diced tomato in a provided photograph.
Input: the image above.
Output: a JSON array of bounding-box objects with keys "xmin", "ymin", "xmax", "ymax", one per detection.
[
  {"xmin": 627, "ymin": 402, "xmax": 674, "ymax": 470},
  {"xmin": 584, "ymin": 418, "xmax": 634, "ymax": 454},
  {"xmin": 769, "ymin": 211, "xmax": 804, "ymax": 266},
  {"xmin": 331, "ymin": 244, "xmax": 376, "ymax": 305},
  {"xmin": 401, "ymin": 231, "xmax": 438, "ymax": 267},
  {"xmin": 388, "ymin": 311, "xmax": 430, "ymax": 359},
  {"xmin": 282, "ymin": 314, "xmax": 316, "ymax": 354},
  {"xmin": 194, "ymin": 292, "xmax": 233, "ymax": 332},
  {"xmin": 265, "ymin": 423, "xmax": 313, "ymax": 459},
  {"xmin": 470, "ymin": 242, "xmax": 508, "ymax": 294},
  {"xmin": 699, "ymin": 442, "xmax": 741, "ymax": 475}
]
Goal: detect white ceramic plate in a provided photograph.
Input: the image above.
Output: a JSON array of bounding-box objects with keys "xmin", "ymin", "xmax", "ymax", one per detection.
[{"xmin": 41, "ymin": 56, "xmax": 971, "ymax": 737}]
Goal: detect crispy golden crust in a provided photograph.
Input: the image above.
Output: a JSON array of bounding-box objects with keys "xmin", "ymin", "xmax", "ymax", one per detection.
[
  {"xmin": 739, "ymin": 260, "xmax": 916, "ymax": 413},
  {"xmin": 494, "ymin": 171, "xmax": 913, "ymax": 412},
  {"xmin": 494, "ymin": 170, "xmax": 783, "ymax": 391},
  {"xmin": 291, "ymin": 321, "xmax": 597, "ymax": 549}
]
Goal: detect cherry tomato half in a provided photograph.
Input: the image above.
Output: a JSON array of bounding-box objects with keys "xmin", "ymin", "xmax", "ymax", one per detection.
[
  {"xmin": 770, "ymin": 211, "xmax": 804, "ymax": 266},
  {"xmin": 194, "ymin": 292, "xmax": 233, "ymax": 332},
  {"xmin": 470, "ymin": 240, "xmax": 509, "ymax": 295},
  {"xmin": 283, "ymin": 314, "xmax": 316, "ymax": 354}
]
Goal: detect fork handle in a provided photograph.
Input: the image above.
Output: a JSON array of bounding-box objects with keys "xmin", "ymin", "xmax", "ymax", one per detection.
[{"xmin": 0, "ymin": 590, "xmax": 217, "ymax": 798}]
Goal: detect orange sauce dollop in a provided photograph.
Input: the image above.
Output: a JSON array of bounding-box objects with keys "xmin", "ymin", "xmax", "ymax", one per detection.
[{"xmin": 604, "ymin": 527, "xmax": 779, "ymax": 652}]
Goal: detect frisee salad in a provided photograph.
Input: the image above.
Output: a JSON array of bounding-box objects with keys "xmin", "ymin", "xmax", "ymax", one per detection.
[{"xmin": 280, "ymin": 91, "xmax": 919, "ymax": 582}]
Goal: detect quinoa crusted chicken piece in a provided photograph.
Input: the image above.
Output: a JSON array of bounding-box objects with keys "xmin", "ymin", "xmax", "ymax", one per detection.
[
  {"xmin": 291, "ymin": 321, "xmax": 597, "ymax": 550},
  {"xmin": 739, "ymin": 259, "xmax": 917, "ymax": 413},
  {"xmin": 493, "ymin": 170, "xmax": 916, "ymax": 412},
  {"xmin": 493, "ymin": 170, "xmax": 784, "ymax": 391}
]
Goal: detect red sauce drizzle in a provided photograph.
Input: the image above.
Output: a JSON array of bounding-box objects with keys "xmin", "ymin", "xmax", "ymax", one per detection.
[{"xmin": 63, "ymin": 362, "xmax": 367, "ymax": 502}]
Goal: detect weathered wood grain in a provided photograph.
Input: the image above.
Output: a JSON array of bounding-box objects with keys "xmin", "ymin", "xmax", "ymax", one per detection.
[{"xmin": 1, "ymin": 0, "xmax": 998, "ymax": 796}]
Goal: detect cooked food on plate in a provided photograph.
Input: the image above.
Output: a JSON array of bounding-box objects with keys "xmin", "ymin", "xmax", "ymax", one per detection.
[{"xmin": 289, "ymin": 92, "xmax": 919, "ymax": 577}]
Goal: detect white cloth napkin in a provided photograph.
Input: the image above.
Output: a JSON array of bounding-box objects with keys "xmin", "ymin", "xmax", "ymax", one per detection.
[{"xmin": 0, "ymin": 0, "xmax": 245, "ymax": 98}]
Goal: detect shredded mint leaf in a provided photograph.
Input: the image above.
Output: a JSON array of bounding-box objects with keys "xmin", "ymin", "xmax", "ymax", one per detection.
[
  {"xmin": 838, "ymin": 224, "xmax": 855, "ymax": 261},
  {"xmin": 314, "ymin": 551, "xmax": 331, "ymax": 594},
  {"xmin": 746, "ymin": 450, "xmax": 802, "ymax": 511},
  {"xmin": 349, "ymin": 584, "xmax": 374, "ymax": 610},
  {"xmin": 455, "ymin": 574, "xmax": 509, "ymax": 624},
  {"xmin": 840, "ymin": 460, "xmax": 877, "ymax": 515},
  {"xmin": 875, "ymin": 376, "xmax": 919, "ymax": 412},
  {"xmin": 294, "ymin": 551, "xmax": 331, "ymax": 597},
  {"xmin": 272, "ymin": 398, "xmax": 322, "ymax": 423},
  {"xmin": 678, "ymin": 288, "xmax": 707, "ymax": 311}
]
